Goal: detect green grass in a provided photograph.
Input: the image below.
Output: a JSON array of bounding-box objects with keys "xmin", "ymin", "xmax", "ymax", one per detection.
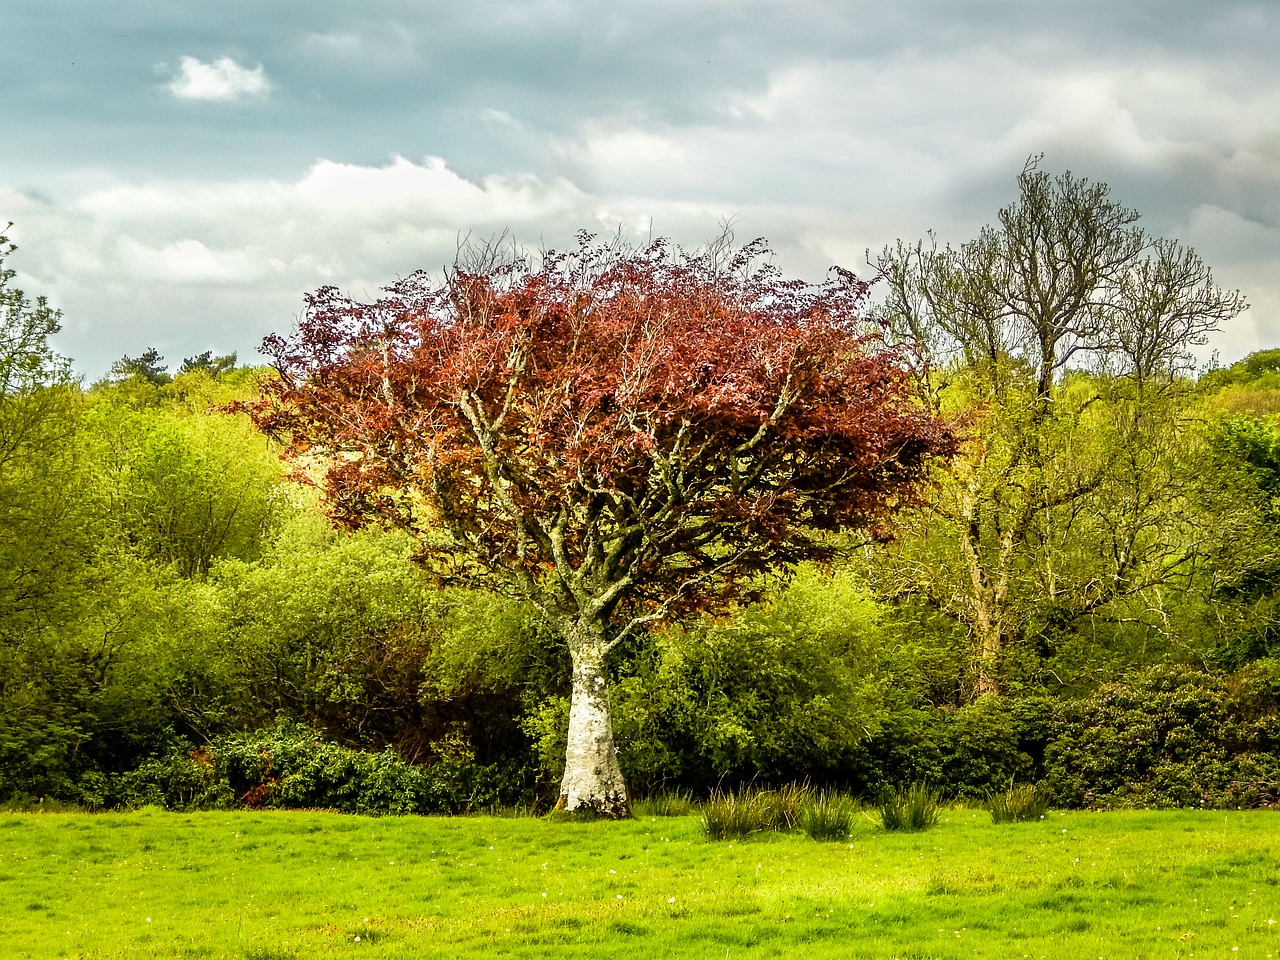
[
  {"xmin": 2, "ymin": 808, "xmax": 1280, "ymax": 958},
  {"xmin": 630, "ymin": 792, "xmax": 698, "ymax": 818}
]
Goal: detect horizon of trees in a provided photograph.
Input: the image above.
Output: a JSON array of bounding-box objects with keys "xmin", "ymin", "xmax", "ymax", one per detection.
[{"xmin": 2, "ymin": 167, "xmax": 1279, "ymax": 813}]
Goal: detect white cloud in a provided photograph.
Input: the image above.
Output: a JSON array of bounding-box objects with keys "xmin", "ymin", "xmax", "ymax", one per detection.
[
  {"xmin": 166, "ymin": 56, "xmax": 271, "ymax": 102},
  {"xmin": 117, "ymin": 237, "xmax": 265, "ymax": 284}
]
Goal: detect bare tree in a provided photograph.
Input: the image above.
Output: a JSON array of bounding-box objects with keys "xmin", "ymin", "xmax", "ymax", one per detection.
[{"xmin": 866, "ymin": 160, "xmax": 1247, "ymax": 697}]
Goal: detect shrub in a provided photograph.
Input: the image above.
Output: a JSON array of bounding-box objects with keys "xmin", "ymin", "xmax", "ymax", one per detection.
[
  {"xmin": 110, "ymin": 722, "xmax": 536, "ymax": 814},
  {"xmin": 798, "ymin": 790, "xmax": 859, "ymax": 841},
  {"xmin": 987, "ymin": 783, "xmax": 1048, "ymax": 823},
  {"xmin": 115, "ymin": 747, "xmax": 233, "ymax": 811},
  {"xmin": 1043, "ymin": 664, "xmax": 1280, "ymax": 810},
  {"xmin": 876, "ymin": 782, "xmax": 942, "ymax": 832},
  {"xmin": 844, "ymin": 696, "xmax": 1051, "ymax": 800}
]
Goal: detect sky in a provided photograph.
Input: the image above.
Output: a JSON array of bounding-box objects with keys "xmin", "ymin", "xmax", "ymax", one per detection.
[{"xmin": 3, "ymin": 0, "xmax": 1278, "ymax": 378}]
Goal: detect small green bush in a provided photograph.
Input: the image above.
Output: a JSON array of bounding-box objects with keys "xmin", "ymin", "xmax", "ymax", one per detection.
[
  {"xmin": 798, "ymin": 790, "xmax": 859, "ymax": 841},
  {"xmin": 876, "ymin": 782, "xmax": 942, "ymax": 832},
  {"xmin": 987, "ymin": 783, "xmax": 1048, "ymax": 823},
  {"xmin": 108, "ymin": 722, "xmax": 535, "ymax": 815},
  {"xmin": 115, "ymin": 747, "xmax": 233, "ymax": 811}
]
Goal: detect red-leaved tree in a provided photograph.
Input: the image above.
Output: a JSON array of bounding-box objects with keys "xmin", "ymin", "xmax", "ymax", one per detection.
[{"xmin": 242, "ymin": 234, "xmax": 954, "ymax": 817}]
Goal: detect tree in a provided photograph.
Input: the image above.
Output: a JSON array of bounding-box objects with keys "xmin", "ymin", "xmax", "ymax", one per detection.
[
  {"xmin": 109, "ymin": 348, "xmax": 171, "ymax": 385},
  {"xmin": 179, "ymin": 351, "xmax": 239, "ymax": 378},
  {"xmin": 1191, "ymin": 415, "xmax": 1280, "ymax": 664},
  {"xmin": 82, "ymin": 397, "xmax": 281, "ymax": 579},
  {"xmin": 0, "ymin": 225, "xmax": 89, "ymax": 623},
  {"xmin": 241, "ymin": 233, "xmax": 954, "ymax": 816},
  {"xmin": 868, "ymin": 161, "xmax": 1246, "ymax": 696},
  {"xmin": 874, "ymin": 158, "xmax": 1244, "ymax": 407},
  {"xmin": 0, "ymin": 226, "xmax": 70, "ymax": 394}
]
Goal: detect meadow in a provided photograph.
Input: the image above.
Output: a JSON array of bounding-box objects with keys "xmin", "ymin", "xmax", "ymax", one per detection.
[{"xmin": 1, "ymin": 808, "xmax": 1278, "ymax": 959}]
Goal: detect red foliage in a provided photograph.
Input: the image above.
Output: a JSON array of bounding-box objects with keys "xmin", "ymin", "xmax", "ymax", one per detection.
[{"xmin": 243, "ymin": 234, "xmax": 953, "ymax": 640}]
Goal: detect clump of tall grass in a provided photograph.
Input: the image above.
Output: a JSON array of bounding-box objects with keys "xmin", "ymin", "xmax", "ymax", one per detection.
[
  {"xmin": 632, "ymin": 791, "xmax": 699, "ymax": 818},
  {"xmin": 988, "ymin": 783, "xmax": 1049, "ymax": 823},
  {"xmin": 700, "ymin": 784, "xmax": 813, "ymax": 840},
  {"xmin": 700, "ymin": 790, "xmax": 761, "ymax": 840},
  {"xmin": 760, "ymin": 782, "xmax": 811, "ymax": 831},
  {"xmin": 875, "ymin": 782, "xmax": 942, "ymax": 832},
  {"xmin": 798, "ymin": 790, "xmax": 859, "ymax": 841}
]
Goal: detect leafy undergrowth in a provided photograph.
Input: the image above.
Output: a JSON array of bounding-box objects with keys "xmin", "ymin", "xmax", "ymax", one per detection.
[{"xmin": 2, "ymin": 808, "xmax": 1279, "ymax": 958}]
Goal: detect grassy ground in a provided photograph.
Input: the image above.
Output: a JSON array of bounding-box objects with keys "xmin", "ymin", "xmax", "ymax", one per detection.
[{"xmin": 2, "ymin": 807, "xmax": 1278, "ymax": 959}]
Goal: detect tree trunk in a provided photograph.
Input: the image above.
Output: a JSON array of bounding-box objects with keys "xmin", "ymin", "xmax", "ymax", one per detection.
[
  {"xmin": 972, "ymin": 624, "xmax": 1002, "ymax": 697},
  {"xmin": 558, "ymin": 633, "xmax": 630, "ymax": 818}
]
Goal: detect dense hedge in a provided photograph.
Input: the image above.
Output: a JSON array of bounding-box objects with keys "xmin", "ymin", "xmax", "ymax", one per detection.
[
  {"xmin": 1043, "ymin": 663, "xmax": 1280, "ymax": 809},
  {"xmin": 112, "ymin": 723, "xmax": 536, "ymax": 814},
  {"xmin": 6, "ymin": 665, "xmax": 1279, "ymax": 814}
]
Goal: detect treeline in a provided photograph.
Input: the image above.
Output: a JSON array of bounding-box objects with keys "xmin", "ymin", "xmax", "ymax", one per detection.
[
  {"xmin": 3, "ymin": 181, "xmax": 1280, "ymax": 813},
  {"xmin": 0, "ymin": 350, "xmax": 1277, "ymax": 812}
]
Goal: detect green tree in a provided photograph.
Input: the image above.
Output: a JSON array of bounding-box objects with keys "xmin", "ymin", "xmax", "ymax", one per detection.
[
  {"xmin": 179, "ymin": 351, "xmax": 238, "ymax": 378},
  {"xmin": 108, "ymin": 347, "xmax": 171, "ymax": 385},
  {"xmin": 1190, "ymin": 415, "xmax": 1280, "ymax": 664},
  {"xmin": 82, "ymin": 395, "xmax": 281, "ymax": 579},
  {"xmin": 0, "ymin": 226, "xmax": 93, "ymax": 624}
]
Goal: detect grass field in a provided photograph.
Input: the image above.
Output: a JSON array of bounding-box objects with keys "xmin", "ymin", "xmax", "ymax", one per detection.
[{"xmin": 2, "ymin": 807, "xmax": 1278, "ymax": 959}]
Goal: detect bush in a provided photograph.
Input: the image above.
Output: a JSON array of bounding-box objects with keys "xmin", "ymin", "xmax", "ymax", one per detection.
[
  {"xmin": 1043, "ymin": 664, "xmax": 1280, "ymax": 810},
  {"xmin": 876, "ymin": 782, "xmax": 942, "ymax": 832},
  {"xmin": 798, "ymin": 790, "xmax": 859, "ymax": 841},
  {"xmin": 111, "ymin": 723, "xmax": 536, "ymax": 814},
  {"xmin": 844, "ymin": 696, "xmax": 1051, "ymax": 801},
  {"xmin": 606, "ymin": 568, "xmax": 886, "ymax": 793},
  {"xmin": 987, "ymin": 783, "xmax": 1048, "ymax": 823},
  {"xmin": 115, "ymin": 747, "xmax": 232, "ymax": 811}
]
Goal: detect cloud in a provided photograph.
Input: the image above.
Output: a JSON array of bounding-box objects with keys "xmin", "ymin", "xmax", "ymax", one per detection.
[
  {"xmin": 116, "ymin": 238, "xmax": 265, "ymax": 284},
  {"xmin": 166, "ymin": 56, "xmax": 271, "ymax": 102},
  {"xmin": 3, "ymin": 0, "xmax": 1278, "ymax": 374}
]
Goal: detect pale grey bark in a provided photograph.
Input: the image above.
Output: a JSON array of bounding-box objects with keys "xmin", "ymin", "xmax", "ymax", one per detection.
[{"xmin": 558, "ymin": 640, "xmax": 629, "ymax": 818}]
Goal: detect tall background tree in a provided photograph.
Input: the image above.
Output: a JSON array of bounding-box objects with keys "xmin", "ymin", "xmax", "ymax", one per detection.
[
  {"xmin": 0, "ymin": 225, "xmax": 85, "ymax": 628},
  {"xmin": 867, "ymin": 160, "xmax": 1247, "ymax": 697},
  {"xmin": 243, "ymin": 234, "xmax": 954, "ymax": 816}
]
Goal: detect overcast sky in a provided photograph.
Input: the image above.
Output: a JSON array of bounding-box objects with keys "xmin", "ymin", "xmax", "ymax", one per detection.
[{"xmin": 3, "ymin": 0, "xmax": 1278, "ymax": 377}]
